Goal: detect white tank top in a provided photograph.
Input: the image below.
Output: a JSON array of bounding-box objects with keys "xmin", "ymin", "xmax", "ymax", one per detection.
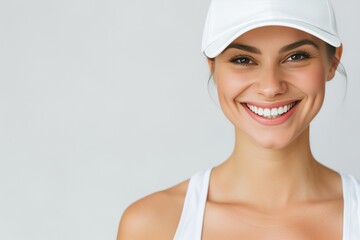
[{"xmin": 173, "ymin": 168, "xmax": 360, "ymax": 240}]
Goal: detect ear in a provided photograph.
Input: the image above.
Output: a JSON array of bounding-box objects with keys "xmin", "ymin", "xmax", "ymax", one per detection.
[
  {"xmin": 207, "ymin": 58, "xmax": 216, "ymax": 84},
  {"xmin": 327, "ymin": 45, "xmax": 343, "ymax": 81},
  {"xmin": 207, "ymin": 57, "xmax": 215, "ymax": 74}
]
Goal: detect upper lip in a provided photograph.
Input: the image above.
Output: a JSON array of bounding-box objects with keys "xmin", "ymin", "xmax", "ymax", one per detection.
[{"xmin": 241, "ymin": 100, "xmax": 301, "ymax": 109}]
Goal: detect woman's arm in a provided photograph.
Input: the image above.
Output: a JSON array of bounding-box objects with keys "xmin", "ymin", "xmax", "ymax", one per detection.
[
  {"xmin": 117, "ymin": 184, "xmax": 187, "ymax": 240},
  {"xmin": 117, "ymin": 199, "xmax": 156, "ymax": 240}
]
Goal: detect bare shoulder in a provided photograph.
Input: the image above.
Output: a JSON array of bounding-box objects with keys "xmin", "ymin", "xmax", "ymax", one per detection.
[{"xmin": 117, "ymin": 179, "xmax": 189, "ymax": 240}]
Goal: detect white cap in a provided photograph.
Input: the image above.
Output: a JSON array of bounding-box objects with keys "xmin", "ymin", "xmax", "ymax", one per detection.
[{"xmin": 202, "ymin": 0, "xmax": 342, "ymax": 58}]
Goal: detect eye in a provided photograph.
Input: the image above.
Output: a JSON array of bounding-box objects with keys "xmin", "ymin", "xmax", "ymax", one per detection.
[
  {"xmin": 284, "ymin": 51, "xmax": 311, "ymax": 62},
  {"xmin": 229, "ymin": 55, "xmax": 255, "ymax": 65}
]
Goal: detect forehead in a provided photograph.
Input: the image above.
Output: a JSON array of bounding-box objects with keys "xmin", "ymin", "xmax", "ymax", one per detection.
[{"xmin": 231, "ymin": 26, "xmax": 324, "ymax": 47}]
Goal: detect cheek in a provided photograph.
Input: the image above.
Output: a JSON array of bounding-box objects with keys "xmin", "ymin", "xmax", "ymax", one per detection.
[
  {"xmin": 214, "ymin": 69, "xmax": 253, "ymax": 100},
  {"xmin": 213, "ymin": 69, "xmax": 251, "ymax": 123},
  {"xmin": 288, "ymin": 66, "xmax": 327, "ymax": 97}
]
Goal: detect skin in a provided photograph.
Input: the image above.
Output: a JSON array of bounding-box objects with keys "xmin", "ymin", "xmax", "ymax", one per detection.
[{"xmin": 117, "ymin": 26, "xmax": 343, "ymax": 240}]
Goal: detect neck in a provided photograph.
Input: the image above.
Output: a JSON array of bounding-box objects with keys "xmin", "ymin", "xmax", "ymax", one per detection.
[{"xmin": 215, "ymin": 127, "xmax": 329, "ymax": 209}]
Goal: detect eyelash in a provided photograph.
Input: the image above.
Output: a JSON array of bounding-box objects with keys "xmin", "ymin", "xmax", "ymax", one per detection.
[
  {"xmin": 229, "ymin": 55, "xmax": 255, "ymax": 65},
  {"xmin": 228, "ymin": 51, "xmax": 312, "ymax": 66},
  {"xmin": 284, "ymin": 51, "xmax": 311, "ymax": 63}
]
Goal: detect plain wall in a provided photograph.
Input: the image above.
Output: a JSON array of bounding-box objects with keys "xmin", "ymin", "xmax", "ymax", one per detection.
[{"xmin": 0, "ymin": 0, "xmax": 359, "ymax": 239}]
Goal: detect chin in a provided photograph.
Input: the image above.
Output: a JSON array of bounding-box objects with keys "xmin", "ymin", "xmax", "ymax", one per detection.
[{"xmin": 248, "ymin": 130, "xmax": 300, "ymax": 150}]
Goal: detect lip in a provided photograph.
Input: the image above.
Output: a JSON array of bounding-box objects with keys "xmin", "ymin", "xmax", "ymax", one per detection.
[
  {"xmin": 244, "ymin": 100, "xmax": 298, "ymax": 109},
  {"xmin": 241, "ymin": 100, "xmax": 301, "ymax": 126}
]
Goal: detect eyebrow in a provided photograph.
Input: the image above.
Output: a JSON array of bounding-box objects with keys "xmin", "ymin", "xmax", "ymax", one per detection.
[
  {"xmin": 224, "ymin": 43, "xmax": 261, "ymax": 54},
  {"xmin": 280, "ymin": 39, "xmax": 319, "ymax": 53},
  {"xmin": 223, "ymin": 39, "xmax": 320, "ymax": 54}
]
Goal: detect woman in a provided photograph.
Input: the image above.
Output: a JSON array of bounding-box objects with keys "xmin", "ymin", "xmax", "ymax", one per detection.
[{"xmin": 118, "ymin": 0, "xmax": 360, "ymax": 239}]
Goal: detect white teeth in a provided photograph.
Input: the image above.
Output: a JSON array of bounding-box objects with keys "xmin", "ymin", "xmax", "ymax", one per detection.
[
  {"xmin": 271, "ymin": 108, "xmax": 278, "ymax": 116},
  {"xmin": 246, "ymin": 102, "xmax": 297, "ymax": 119},
  {"xmin": 264, "ymin": 109, "xmax": 271, "ymax": 117},
  {"xmin": 278, "ymin": 107, "xmax": 284, "ymax": 115},
  {"xmin": 258, "ymin": 108, "xmax": 264, "ymax": 116}
]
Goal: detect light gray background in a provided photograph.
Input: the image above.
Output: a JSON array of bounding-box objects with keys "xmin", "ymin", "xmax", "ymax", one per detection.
[{"xmin": 0, "ymin": 0, "xmax": 359, "ymax": 239}]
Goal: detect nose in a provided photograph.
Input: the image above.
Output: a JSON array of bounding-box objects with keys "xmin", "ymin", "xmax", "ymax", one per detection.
[{"xmin": 256, "ymin": 64, "xmax": 287, "ymax": 98}]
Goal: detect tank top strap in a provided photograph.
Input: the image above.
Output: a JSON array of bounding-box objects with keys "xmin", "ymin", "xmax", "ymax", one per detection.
[
  {"xmin": 173, "ymin": 168, "xmax": 212, "ymax": 240},
  {"xmin": 340, "ymin": 172, "xmax": 360, "ymax": 240}
]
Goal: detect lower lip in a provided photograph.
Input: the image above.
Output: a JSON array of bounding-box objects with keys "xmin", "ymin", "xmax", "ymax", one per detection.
[{"xmin": 242, "ymin": 102, "xmax": 299, "ymax": 126}]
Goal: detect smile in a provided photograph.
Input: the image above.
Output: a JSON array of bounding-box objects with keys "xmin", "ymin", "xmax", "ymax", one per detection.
[{"xmin": 246, "ymin": 101, "xmax": 299, "ymax": 119}]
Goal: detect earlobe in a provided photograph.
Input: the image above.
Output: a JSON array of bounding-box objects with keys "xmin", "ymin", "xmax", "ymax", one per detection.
[{"xmin": 327, "ymin": 45, "xmax": 343, "ymax": 81}]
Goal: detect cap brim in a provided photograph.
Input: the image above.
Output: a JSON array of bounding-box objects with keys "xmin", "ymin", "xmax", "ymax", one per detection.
[{"xmin": 203, "ymin": 19, "xmax": 342, "ymax": 58}]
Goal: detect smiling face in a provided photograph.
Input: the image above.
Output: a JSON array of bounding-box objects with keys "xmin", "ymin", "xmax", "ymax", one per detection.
[{"xmin": 209, "ymin": 26, "xmax": 342, "ymax": 149}]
